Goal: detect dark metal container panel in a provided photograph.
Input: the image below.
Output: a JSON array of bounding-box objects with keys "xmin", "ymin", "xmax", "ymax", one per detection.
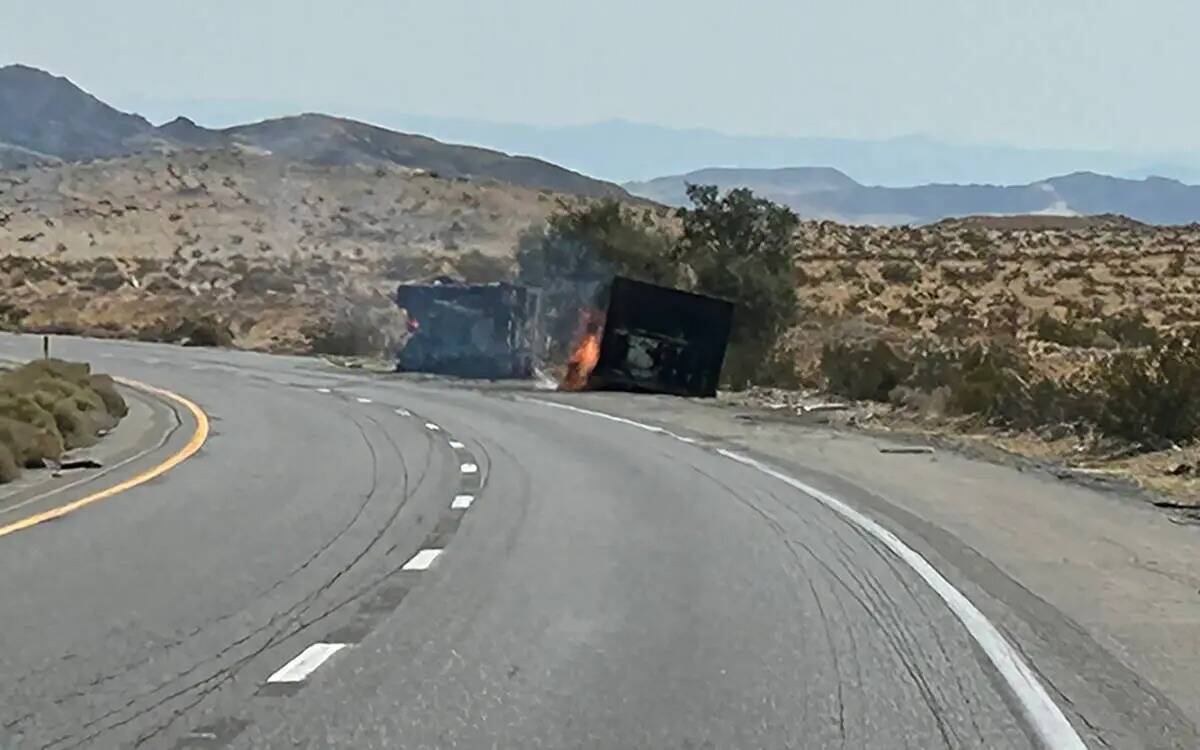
[{"xmin": 589, "ymin": 276, "xmax": 734, "ymax": 398}]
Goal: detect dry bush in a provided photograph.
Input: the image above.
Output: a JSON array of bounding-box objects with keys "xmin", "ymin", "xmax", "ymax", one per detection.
[
  {"xmin": 308, "ymin": 300, "xmax": 407, "ymax": 357},
  {"xmin": 1089, "ymin": 330, "xmax": 1200, "ymax": 446},
  {"xmin": 0, "ymin": 442, "xmax": 19, "ymax": 483},
  {"xmin": 88, "ymin": 374, "xmax": 128, "ymax": 418},
  {"xmin": 819, "ymin": 323, "xmax": 912, "ymax": 401},
  {"xmin": 0, "ymin": 415, "xmax": 61, "ymax": 468},
  {"xmin": 821, "ymin": 328, "xmax": 1088, "ymax": 430},
  {"xmin": 451, "ymin": 250, "xmax": 512, "ymax": 283},
  {"xmin": 176, "ymin": 317, "xmax": 235, "ymax": 347},
  {"xmin": 1100, "ymin": 308, "xmax": 1159, "ymax": 348},
  {"xmin": 1033, "ymin": 313, "xmax": 1104, "ymax": 348},
  {"xmin": 880, "ymin": 261, "xmax": 921, "ymax": 285},
  {"xmin": 51, "ymin": 400, "xmax": 94, "ymax": 449},
  {"xmin": 0, "ymin": 359, "xmax": 128, "ymax": 474}
]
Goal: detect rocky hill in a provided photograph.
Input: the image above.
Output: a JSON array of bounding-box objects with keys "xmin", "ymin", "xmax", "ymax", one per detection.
[
  {"xmin": 0, "ymin": 148, "xmax": 619, "ymax": 352},
  {"xmin": 627, "ymin": 167, "xmax": 1200, "ymax": 226},
  {"xmin": 0, "ymin": 65, "xmax": 629, "ymax": 200}
]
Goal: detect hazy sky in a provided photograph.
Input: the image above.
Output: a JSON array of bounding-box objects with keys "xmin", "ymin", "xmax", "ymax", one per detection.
[{"xmin": 4, "ymin": 0, "xmax": 1197, "ymax": 151}]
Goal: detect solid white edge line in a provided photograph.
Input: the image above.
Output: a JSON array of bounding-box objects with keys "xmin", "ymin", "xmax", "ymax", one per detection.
[
  {"xmin": 451, "ymin": 494, "xmax": 475, "ymax": 509},
  {"xmin": 402, "ymin": 548, "xmax": 443, "ymax": 571},
  {"xmin": 266, "ymin": 642, "xmax": 348, "ymax": 683},
  {"xmin": 460, "ymin": 463, "xmax": 479, "ymax": 474},
  {"xmin": 448, "ymin": 440, "xmax": 465, "ymax": 449},
  {"xmin": 522, "ymin": 398, "xmax": 1087, "ymax": 750}
]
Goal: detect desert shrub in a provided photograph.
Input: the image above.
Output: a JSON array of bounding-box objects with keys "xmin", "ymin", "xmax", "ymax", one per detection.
[
  {"xmin": 908, "ymin": 338, "xmax": 1090, "ymax": 428},
  {"xmin": 1089, "ymin": 330, "xmax": 1200, "ymax": 446},
  {"xmin": 19, "ymin": 358, "xmax": 92, "ymax": 386},
  {"xmin": 937, "ymin": 342, "xmax": 1034, "ymax": 423},
  {"xmin": 309, "ymin": 318, "xmax": 377, "ymax": 356},
  {"xmin": 232, "ymin": 268, "xmax": 295, "ymax": 295},
  {"xmin": 1033, "ymin": 313, "xmax": 1102, "ymax": 348},
  {"xmin": 384, "ymin": 253, "xmax": 441, "ymax": 282},
  {"xmin": 53, "ymin": 398, "xmax": 102, "ymax": 449},
  {"xmin": 182, "ymin": 318, "xmax": 234, "ymax": 347},
  {"xmin": 1100, "ymin": 308, "xmax": 1159, "ymax": 348},
  {"xmin": 820, "ymin": 325, "xmax": 912, "ymax": 401},
  {"xmin": 0, "ymin": 393, "xmax": 63, "ymax": 450},
  {"xmin": 0, "ymin": 358, "xmax": 129, "ymax": 470},
  {"xmin": 0, "ymin": 415, "xmax": 61, "ymax": 466},
  {"xmin": 880, "ymin": 261, "xmax": 921, "ymax": 285},
  {"xmin": 452, "ymin": 249, "xmax": 512, "ymax": 283},
  {"xmin": 153, "ymin": 316, "xmax": 235, "ymax": 347},
  {"xmin": 307, "ymin": 301, "xmax": 407, "ymax": 357},
  {"xmin": 88, "ymin": 374, "xmax": 128, "ymax": 418},
  {"xmin": 0, "ymin": 442, "xmax": 18, "ymax": 482}
]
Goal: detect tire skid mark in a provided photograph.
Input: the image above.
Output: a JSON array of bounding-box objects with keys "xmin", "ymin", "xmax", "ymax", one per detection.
[
  {"xmin": 676, "ymin": 452, "xmax": 974, "ymax": 750},
  {"xmin": 43, "ymin": 405, "xmax": 426, "ymax": 749},
  {"xmin": 163, "ymin": 398, "xmax": 486, "ymax": 749}
]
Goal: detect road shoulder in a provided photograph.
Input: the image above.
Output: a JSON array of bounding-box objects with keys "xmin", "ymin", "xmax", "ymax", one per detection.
[
  {"xmin": 545, "ymin": 390, "xmax": 1200, "ymax": 748},
  {"xmin": 0, "ymin": 382, "xmax": 180, "ymax": 524}
]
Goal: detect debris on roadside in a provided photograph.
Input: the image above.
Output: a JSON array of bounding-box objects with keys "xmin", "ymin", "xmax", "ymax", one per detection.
[
  {"xmin": 1165, "ymin": 463, "xmax": 1194, "ymax": 477},
  {"xmin": 878, "ymin": 446, "xmax": 936, "ymax": 455},
  {"xmin": 803, "ymin": 403, "xmax": 850, "ymax": 414}
]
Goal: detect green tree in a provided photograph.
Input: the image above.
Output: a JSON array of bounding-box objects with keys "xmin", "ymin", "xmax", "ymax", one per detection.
[
  {"xmin": 516, "ymin": 200, "xmax": 675, "ymax": 354},
  {"xmin": 672, "ymin": 184, "xmax": 800, "ymax": 388}
]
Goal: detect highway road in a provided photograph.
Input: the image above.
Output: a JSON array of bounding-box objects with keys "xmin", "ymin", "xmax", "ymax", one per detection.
[{"xmin": 0, "ymin": 334, "xmax": 1193, "ymax": 749}]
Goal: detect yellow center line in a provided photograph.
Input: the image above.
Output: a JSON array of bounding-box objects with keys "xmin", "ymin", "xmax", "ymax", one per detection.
[{"xmin": 0, "ymin": 376, "xmax": 210, "ymax": 539}]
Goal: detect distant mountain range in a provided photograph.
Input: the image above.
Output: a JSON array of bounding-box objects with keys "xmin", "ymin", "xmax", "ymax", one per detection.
[
  {"xmin": 0, "ymin": 65, "xmax": 629, "ymax": 199},
  {"xmin": 626, "ymin": 167, "xmax": 1200, "ymax": 226},
  {"xmin": 5, "ymin": 64, "xmax": 1200, "ymax": 226},
  {"xmin": 110, "ymin": 97, "xmax": 1200, "ymax": 187}
]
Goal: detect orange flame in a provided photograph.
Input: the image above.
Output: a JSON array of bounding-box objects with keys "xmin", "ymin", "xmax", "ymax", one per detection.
[{"xmin": 561, "ymin": 310, "xmax": 603, "ymax": 391}]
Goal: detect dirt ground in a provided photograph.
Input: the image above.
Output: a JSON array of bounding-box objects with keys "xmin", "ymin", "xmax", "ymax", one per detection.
[{"xmin": 725, "ymin": 385, "xmax": 1200, "ymax": 514}]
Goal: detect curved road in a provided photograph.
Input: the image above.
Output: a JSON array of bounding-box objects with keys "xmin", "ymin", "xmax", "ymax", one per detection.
[{"xmin": 0, "ymin": 335, "xmax": 1186, "ymax": 748}]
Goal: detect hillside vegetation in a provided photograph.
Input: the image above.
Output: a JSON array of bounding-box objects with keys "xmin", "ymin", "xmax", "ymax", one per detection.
[{"xmin": 0, "ymin": 148, "xmax": 627, "ymax": 352}]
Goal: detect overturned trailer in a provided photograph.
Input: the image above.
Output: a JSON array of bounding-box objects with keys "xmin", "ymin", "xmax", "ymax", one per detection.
[
  {"xmin": 395, "ymin": 279, "xmax": 542, "ymax": 379},
  {"xmin": 587, "ymin": 276, "xmax": 733, "ymax": 398}
]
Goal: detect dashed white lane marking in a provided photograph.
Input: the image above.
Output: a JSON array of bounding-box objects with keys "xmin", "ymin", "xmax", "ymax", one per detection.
[
  {"xmin": 315, "ymin": 387, "xmax": 331, "ymax": 394},
  {"xmin": 524, "ymin": 398, "xmax": 1087, "ymax": 750},
  {"xmin": 448, "ymin": 440, "xmax": 465, "ymax": 449},
  {"xmin": 402, "ymin": 548, "xmax": 443, "ymax": 571},
  {"xmin": 395, "ymin": 408, "xmax": 412, "ymax": 417},
  {"xmin": 356, "ymin": 397, "xmax": 373, "ymax": 404},
  {"xmin": 266, "ymin": 643, "xmax": 348, "ymax": 683},
  {"xmin": 425, "ymin": 422, "xmax": 441, "ymax": 431},
  {"xmin": 451, "ymin": 494, "xmax": 475, "ymax": 509},
  {"xmin": 460, "ymin": 462, "xmax": 479, "ymax": 474}
]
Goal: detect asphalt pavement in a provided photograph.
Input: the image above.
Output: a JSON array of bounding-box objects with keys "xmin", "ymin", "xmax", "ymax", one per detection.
[{"xmin": 0, "ymin": 333, "xmax": 1189, "ymax": 749}]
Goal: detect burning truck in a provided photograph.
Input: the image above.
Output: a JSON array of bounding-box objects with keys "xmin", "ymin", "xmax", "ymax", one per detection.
[
  {"xmin": 563, "ymin": 277, "xmax": 734, "ymax": 398},
  {"xmin": 394, "ymin": 275, "xmax": 733, "ymax": 397},
  {"xmin": 395, "ymin": 278, "xmax": 543, "ymax": 379}
]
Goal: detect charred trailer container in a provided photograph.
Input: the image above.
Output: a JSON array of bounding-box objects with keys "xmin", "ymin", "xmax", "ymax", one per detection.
[
  {"xmin": 395, "ymin": 280, "xmax": 542, "ymax": 379},
  {"xmin": 588, "ymin": 276, "xmax": 733, "ymax": 398}
]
